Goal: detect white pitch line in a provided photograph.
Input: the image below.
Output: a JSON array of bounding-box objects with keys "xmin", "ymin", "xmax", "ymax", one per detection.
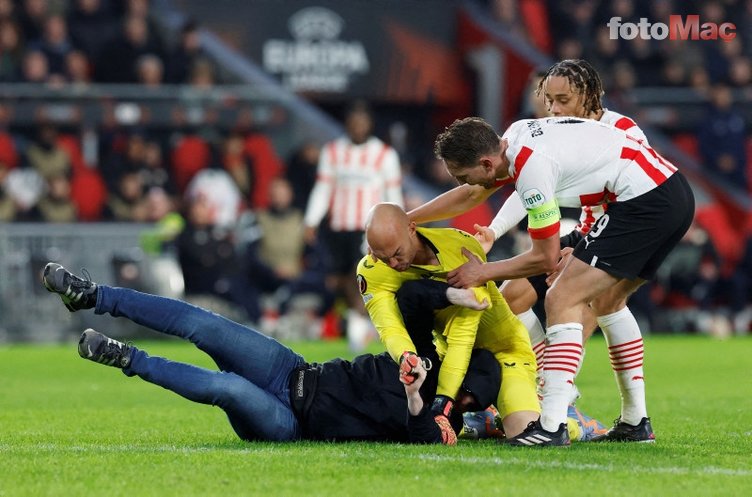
[
  {"xmin": 416, "ymin": 453, "xmax": 752, "ymax": 477},
  {"xmin": 4, "ymin": 444, "xmax": 751, "ymax": 477}
]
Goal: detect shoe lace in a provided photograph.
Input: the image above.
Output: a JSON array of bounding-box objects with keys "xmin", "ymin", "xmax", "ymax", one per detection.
[
  {"xmin": 102, "ymin": 340, "xmax": 125, "ymax": 360},
  {"xmin": 70, "ymin": 268, "xmax": 94, "ymax": 291}
]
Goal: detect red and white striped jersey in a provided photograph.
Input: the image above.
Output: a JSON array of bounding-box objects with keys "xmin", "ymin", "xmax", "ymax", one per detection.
[
  {"xmin": 575, "ymin": 110, "xmax": 648, "ymax": 234},
  {"xmin": 304, "ymin": 136, "xmax": 403, "ymax": 232},
  {"xmin": 489, "ymin": 111, "xmax": 649, "ymax": 239},
  {"xmin": 502, "ymin": 116, "xmax": 677, "ymax": 239}
]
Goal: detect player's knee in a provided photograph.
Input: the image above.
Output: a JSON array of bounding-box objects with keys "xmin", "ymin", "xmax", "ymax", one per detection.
[
  {"xmin": 590, "ymin": 296, "xmax": 627, "ymax": 316},
  {"xmin": 501, "ymin": 281, "xmax": 537, "ymax": 314}
]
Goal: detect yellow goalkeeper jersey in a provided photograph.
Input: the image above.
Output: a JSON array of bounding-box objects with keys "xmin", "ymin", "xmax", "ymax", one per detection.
[{"xmin": 356, "ymin": 227, "xmax": 528, "ymax": 400}]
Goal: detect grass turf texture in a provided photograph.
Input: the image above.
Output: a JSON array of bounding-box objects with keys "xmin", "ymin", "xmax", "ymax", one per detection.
[{"xmin": 1, "ymin": 334, "xmax": 750, "ymax": 497}]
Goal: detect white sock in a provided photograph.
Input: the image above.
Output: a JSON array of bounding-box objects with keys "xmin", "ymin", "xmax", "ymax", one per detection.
[
  {"xmin": 517, "ymin": 308, "xmax": 546, "ymax": 375},
  {"xmin": 540, "ymin": 323, "xmax": 583, "ymax": 432},
  {"xmin": 598, "ymin": 306, "xmax": 647, "ymax": 425}
]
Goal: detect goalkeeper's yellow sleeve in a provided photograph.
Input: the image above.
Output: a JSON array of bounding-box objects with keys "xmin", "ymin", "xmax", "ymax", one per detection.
[
  {"xmin": 433, "ymin": 305, "xmax": 483, "ymax": 399},
  {"xmin": 363, "ymin": 289, "xmax": 416, "ymax": 362}
]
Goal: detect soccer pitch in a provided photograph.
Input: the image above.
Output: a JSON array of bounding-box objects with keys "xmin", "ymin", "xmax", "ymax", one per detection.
[{"xmin": 1, "ymin": 334, "xmax": 750, "ymax": 497}]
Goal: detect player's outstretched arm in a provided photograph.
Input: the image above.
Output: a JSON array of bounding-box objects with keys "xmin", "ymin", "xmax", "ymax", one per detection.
[
  {"xmin": 401, "ymin": 356, "xmax": 428, "ymax": 415},
  {"xmin": 408, "ymin": 184, "xmax": 496, "ymax": 224}
]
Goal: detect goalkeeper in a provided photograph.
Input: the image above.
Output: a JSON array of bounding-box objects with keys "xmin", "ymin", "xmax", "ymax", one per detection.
[
  {"xmin": 359, "ymin": 203, "xmax": 540, "ymax": 440},
  {"xmin": 42, "ymin": 262, "xmax": 498, "ymax": 444}
]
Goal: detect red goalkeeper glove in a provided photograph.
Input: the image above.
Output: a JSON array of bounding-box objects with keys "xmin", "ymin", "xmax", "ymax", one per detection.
[{"xmin": 399, "ymin": 351, "xmax": 421, "ymax": 385}]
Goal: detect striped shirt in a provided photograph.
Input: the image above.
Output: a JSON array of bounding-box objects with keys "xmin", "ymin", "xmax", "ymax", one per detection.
[
  {"xmin": 304, "ymin": 136, "xmax": 403, "ymax": 232},
  {"xmin": 503, "ymin": 117, "xmax": 676, "ymax": 240}
]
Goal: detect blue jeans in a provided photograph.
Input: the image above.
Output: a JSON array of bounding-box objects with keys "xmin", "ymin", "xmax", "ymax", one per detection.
[{"xmin": 95, "ymin": 286, "xmax": 306, "ymax": 441}]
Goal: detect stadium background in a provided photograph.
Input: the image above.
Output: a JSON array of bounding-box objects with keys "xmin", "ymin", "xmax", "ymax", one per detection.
[{"xmin": 1, "ymin": 0, "xmax": 750, "ymax": 342}]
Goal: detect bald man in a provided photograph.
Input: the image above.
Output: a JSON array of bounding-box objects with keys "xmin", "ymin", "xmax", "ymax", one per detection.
[{"xmin": 357, "ymin": 203, "xmax": 539, "ymax": 439}]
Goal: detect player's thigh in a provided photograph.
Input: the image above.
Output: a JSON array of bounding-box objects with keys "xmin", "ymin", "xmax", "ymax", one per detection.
[
  {"xmin": 500, "ymin": 277, "xmax": 541, "ymax": 314},
  {"xmin": 546, "ymin": 257, "xmax": 620, "ymax": 317}
]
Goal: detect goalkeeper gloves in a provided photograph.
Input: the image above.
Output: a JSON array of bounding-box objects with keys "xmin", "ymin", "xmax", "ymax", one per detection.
[
  {"xmin": 399, "ymin": 351, "xmax": 432, "ymax": 385},
  {"xmin": 431, "ymin": 395, "xmax": 457, "ymax": 445}
]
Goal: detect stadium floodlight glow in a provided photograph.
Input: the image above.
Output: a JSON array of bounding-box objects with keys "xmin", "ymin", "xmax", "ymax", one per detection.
[{"xmin": 607, "ymin": 16, "xmax": 736, "ymax": 42}]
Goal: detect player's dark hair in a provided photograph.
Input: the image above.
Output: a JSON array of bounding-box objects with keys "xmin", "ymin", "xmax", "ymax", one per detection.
[
  {"xmin": 433, "ymin": 117, "xmax": 500, "ymax": 168},
  {"xmin": 536, "ymin": 59, "xmax": 604, "ymax": 115}
]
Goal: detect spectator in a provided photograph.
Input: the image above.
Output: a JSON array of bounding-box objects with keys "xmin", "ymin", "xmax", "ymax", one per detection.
[
  {"xmin": 20, "ymin": 49, "xmax": 49, "ymax": 83},
  {"xmin": 188, "ymin": 57, "xmax": 216, "ymax": 89},
  {"xmin": 167, "ymin": 20, "xmax": 204, "ymax": 84},
  {"xmin": 698, "ymin": 84, "xmax": 747, "ymax": 188},
  {"xmin": 176, "ymin": 186, "xmax": 258, "ymax": 322},
  {"xmin": 0, "ymin": 186, "xmax": 15, "ymax": 221},
  {"xmin": 101, "ymin": 130, "xmax": 147, "ymax": 192},
  {"xmin": 0, "ymin": 19, "xmax": 24, "ymax": 82},
  {"xmin": 28, "ymin": 173, "xmax": 77, "ymax": 222},
  {"xmin": 136, "ymin": 53, "xmax": 163, "ymax": 88},
  {"xmin": 25, "ymin": 123, "xmax": 71, "ymax": 180},
  {"xmin": 139, "ymin": 140, "xmax": 175, "ymax": 194},
  {"xmin": 17, "ymin": 0, "xmax": 48, "ymax": 43},
  {"xmin": 104, "ymin": 170, "xmax": 149, "ymax": 222},
  {"xmin": 728, "ymin": 56, "xmax": 752, "ymax": 88},
  {"xmin": 0, "ymin": 0, "xmax": 15, "ymax": 21},
  {"xmin": 96, "ymin": 15, "xmax": 163, "ymax": 83},
  {"xmin": 222, "ymin": 132, "xmax": 254, "ymax": 201},
  {"xmin": 285, "ymin": 141, "xmax": 319, "ymax": 212},
  {"xmin": 68, "ymin": 0, "xmax": 117, "ymax": 60},
  {"xmin": 254, "ymin": 177, "xmax": 305, "ymax": 281},
  {"xmin": 65, "ymin": 49, "xmax": 91, "ymax": 87},
  {"xmin": 30, "ymin": 14, "xmax": 72, "ymax": 76}
]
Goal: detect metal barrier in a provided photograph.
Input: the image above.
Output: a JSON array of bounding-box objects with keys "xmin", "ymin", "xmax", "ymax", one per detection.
[{"xmin": 0, "ymin": 223, "xmax": 173, "ymax": 343}]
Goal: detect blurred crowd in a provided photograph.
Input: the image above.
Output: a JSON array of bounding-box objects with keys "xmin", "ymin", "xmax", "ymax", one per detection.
[
  {"xmin": 1, "ymin": 0, "xmax": 751, "ymax": 339},
  {"xmin": 0, "ymin": 0, "xmax": 217, "ymax": 88}
]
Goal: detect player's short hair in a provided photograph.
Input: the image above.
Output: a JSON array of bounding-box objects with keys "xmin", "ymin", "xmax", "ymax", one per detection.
[
  {"xmin": 433, "ymin": 117, "xmax": 500, "ymax": 168},
  {"xmin": 536, "ymin": 59, "xmax": 605, "ymax": 115}
]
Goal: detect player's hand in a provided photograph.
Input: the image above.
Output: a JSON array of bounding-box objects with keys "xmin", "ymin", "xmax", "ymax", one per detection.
[
  {"xmin": 473, "ymin": 224, "xmax": 495, "ymax": 254},
  {"xmin": 431, "ymin": 395, "xmax": 457, "ymax": 445},
  {"xmin": 446, "ymin": 287, "xmax": 489, "ymax": 311},
  {"xmin": 399, "ymin": 351, "xmax": 422, "ymax": 386},
  {"xmin": 433, "ymin": 414, "xmax": 458, "ymax": 445},
  {"xmin": 546, "ymin": 246, "xmax": 574, "ymax": 286},
  {"xmin": 447, "ymin": 248, "xmax": 487, "ymax": 289},
  {"xmin": 303, "ymin": 226, "xmax": 317, "ymax": 245}
]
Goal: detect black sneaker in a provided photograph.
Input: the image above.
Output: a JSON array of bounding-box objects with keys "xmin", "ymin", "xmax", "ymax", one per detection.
[
  {"xmin": 592, "ymin": 416, "xmax": 655, "ymax": 443},
  {"xmin": 42, "ymin": 262, "xmax": 97, "ymax": 312},
  {"xmin": 78, "ymin": 329, "xmax": 133, "ymax": 368},
  {"xmin": 504, "ymin": 419, "xmax": 570, "ymax": 446}
]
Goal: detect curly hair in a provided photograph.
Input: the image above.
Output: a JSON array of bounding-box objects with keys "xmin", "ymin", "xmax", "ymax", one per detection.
[
  {"xmin": 433, "ymin": 117, "xmax": 500, "ymax": 168},
  {"xmin": 536, "ymin": 59, "xmax": 605, "ymax": 115}
]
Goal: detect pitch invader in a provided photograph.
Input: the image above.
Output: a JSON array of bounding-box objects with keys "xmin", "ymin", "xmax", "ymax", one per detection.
[{"xmin": 434, "ymin": 116, "xmax": 694, "ymax": 445}]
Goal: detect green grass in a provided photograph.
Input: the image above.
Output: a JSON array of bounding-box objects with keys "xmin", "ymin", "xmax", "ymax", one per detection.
[{"xmin": 1, "ymin": 335, "xmax": 750, "ymax": 497}]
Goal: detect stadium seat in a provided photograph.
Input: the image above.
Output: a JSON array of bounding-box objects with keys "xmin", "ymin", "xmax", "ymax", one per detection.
[
  {"xmin": 0, "ymin": 131, "xmax": 19, "ymax": 169},
  {"xmin": 71, "ymin": 170, "xmax": 108, "ymax": 221},
  {"xmin": 171, "ymin": 135, "xmax": 211, "ymax": 194},
  {"xmin": 449, "ymin": 201, "xmax": 494, "ymax": 235},
  {"xmin": 244, "ymin": 134, "xmax": 284, "ymax": 209},
  {"xmin": 672, "ymin": 133, "xmax": 700, "ymax": 160},
  {"xmin": 57, "ymin": 134, "xmax": 89, "ymax": 175}
]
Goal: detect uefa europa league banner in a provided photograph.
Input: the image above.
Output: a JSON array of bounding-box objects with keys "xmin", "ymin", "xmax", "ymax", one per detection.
[{"xmin": 177, "ymin": 0, "xmax": 467, "ymax": 104}]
